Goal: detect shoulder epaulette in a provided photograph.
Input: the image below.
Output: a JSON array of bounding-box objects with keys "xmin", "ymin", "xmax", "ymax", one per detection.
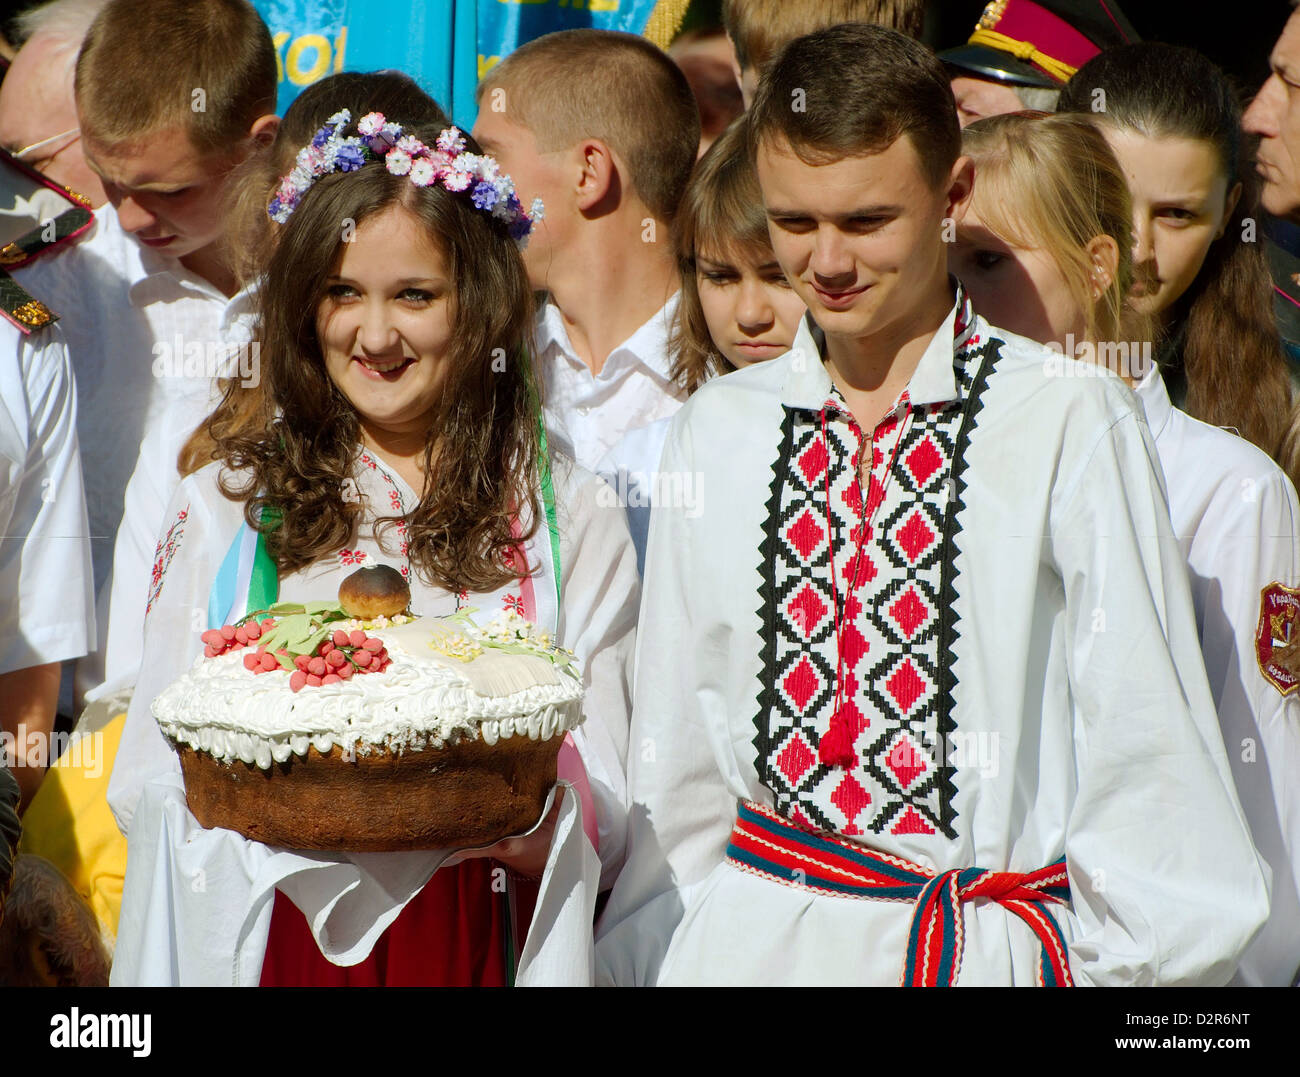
[
  {"xmin": 0, "ymin": 202, "xmax": 93, "ymax": 269},
  {"xmin": 0, "ymin": 267, "xmax": 57, "ymax": 333}
]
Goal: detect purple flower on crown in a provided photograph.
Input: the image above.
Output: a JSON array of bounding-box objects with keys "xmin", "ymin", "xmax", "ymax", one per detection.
[
  {"xmin": 471, "ymin": 180, "xmax": 499, "ymax": 211},
  {"xmin": 436, "ymin": 127, "xmax": 466, "ymax": 156},
  {"xmin": 508, "ymin": 216, "xmax": 533, "ymax": 243},
  {"xmin": 310, "ymin": 127, "xmax": 331, "ymax": 149},
  {"xmin": 335, "ymin": 140, "xmax": 366, "ymax": 172},
  {"xmin": 385, "ymin": 148, "xmax": 412, "ymax": 176},
  {"xmin": 409, "ymin": 157, "xmax": 436, "ymax": 187}
]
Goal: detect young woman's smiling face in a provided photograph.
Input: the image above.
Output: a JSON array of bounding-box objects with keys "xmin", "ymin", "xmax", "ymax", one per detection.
[{"xmin": 316, "ymin": 203, "xmax": 455, "ymax": 440}]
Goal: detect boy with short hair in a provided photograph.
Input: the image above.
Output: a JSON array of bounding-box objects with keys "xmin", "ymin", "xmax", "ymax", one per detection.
[
  {"xmin": 14, "ymin": 0, "xmax": 278, "ymax": 710},
  {"xmin": 595, "ymin": 23, "xmax": 1268, "ymax": 986},
  {"xmin": 722, "ymin": 0, "xmax": 925, "ymax": 106},
  {"xmin": 472, "ymin": 29, "xmax": 699, "ymax": 471}
]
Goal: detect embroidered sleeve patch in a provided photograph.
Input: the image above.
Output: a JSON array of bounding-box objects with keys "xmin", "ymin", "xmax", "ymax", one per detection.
[
  {"xmin": 1256, "ymin": 582, "xmax": 1300, "ymax": 696},
  {"xmin": 145, "ymin": 505, "xmax": 189, "ymax": 618}
]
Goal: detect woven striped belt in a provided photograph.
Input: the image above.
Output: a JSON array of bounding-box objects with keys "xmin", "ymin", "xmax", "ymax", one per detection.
[{"xmin": 725, "ymin": 800, "xmax": 1073, "ymax": 986}]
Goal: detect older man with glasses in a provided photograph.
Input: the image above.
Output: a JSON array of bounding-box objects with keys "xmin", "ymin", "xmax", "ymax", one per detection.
[{"xmin": 0, "ymin": 0, "xmax": 108, "ymax": 207}]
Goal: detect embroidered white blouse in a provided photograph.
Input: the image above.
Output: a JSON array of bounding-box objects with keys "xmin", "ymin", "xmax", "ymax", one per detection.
[
  {"xmin": 107, "ymin": 447, "xmax": 639, "ymax": 985},
  {"xmin": 595, "ymin": 291, "xmax": 1269, "ymax": 986}
]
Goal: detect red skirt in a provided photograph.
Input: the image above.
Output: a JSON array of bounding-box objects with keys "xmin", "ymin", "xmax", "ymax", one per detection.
[{"xmin": 257, "ymin": 860, "xmax": 539, "ymax": 987}]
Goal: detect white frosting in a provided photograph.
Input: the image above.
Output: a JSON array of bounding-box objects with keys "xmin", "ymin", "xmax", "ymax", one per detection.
[{"xmin": 152, "ymin": 628, "xmax": 585, "ymax": 770}]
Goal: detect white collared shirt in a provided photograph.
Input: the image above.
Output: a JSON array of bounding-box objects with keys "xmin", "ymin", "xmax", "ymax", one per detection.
[
  {"xmin": 596, "ymin": 290, "xmax": 1269, "ymax": 986},
  {"xmin": 1135, "ymin": 367, "xmax": 1300, "ymax": 986},
  {"xmin": 14, "ymin": 204, "xmax": 258, "ymax": 706},
  {"xmin": 0, "ymin": 320, "xmax": 94, "ymax": 674},
  {"xmin": 535, "ymin": 293, "xmax": 686, "ymax": 471}
]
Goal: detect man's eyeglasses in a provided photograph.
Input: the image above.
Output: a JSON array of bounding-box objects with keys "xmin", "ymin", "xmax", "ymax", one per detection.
[{"xmin": 10, "ymin": 126, "xmax": 81, "ymax": 169}]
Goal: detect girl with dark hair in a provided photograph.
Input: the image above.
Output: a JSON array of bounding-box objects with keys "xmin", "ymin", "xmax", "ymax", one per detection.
[
  {"xmin": 107, "ymin": 109, "xmax": 640, "ymax": 986},
  {"xmin": 955, "ymin": 110, "xmax": 1300, "ymax": 987},
  {"xmin": 1058, "ymin": 43, "xmax": 1294, "ymax": 471}
]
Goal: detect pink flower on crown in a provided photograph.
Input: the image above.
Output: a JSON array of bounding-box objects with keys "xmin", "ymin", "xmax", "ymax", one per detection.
[
  {"xmin": 409, "ymin": 157, "xmax": 435, "ymax": 187},
  {"xmin": 443, "ymin": 170, "xmax": 472, "ymax": 192},
  {"xmin": 385, "ymin": 148, "xmax": 412, "ymax": 176},
  {"xmin": 436, "ymin": 127, "xmax": 466, "ymax": 156},
  {"xmin": 357, "ymin": 112, "xmax": 385, "ymax": 137},
  {"xmin": 396, "ymin": 135, "xmax": 423, "ymax": 155},
  {"xmin": 277, "ymin": 177, "xmax": 299, "ymax": 204}
]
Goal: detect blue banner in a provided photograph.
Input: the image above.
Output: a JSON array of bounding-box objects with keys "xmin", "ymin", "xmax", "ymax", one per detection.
[{"xmin": 252, "ymin": 0, "xmax": 667, "ymax": 130}]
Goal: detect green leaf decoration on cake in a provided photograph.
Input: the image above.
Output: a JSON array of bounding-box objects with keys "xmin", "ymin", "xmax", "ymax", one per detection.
[{"xmin": 241, "ymin": 603, "xmax": 350, "ymax": 659}]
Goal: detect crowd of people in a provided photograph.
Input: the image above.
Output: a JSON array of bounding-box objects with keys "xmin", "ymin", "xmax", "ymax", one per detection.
[{"xmin": 0, "ymin": 0, "xmax": 1298, "ymax": 987}]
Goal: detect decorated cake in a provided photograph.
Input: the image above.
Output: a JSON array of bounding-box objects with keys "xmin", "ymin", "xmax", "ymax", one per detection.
[{"xmin": 153, "ymin": 566, "xmax": 585, "ymax": 851}]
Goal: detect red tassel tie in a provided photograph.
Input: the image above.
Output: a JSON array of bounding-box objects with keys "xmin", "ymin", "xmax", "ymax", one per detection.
[{"xmin": 818, "ymin": 710, "xmax": 858, "ymax": 768}]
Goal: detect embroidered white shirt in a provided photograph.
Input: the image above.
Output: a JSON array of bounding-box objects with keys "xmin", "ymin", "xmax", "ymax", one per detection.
[
  {"xmin": 0, "ymin": 321, "xmax": 94, "ymax": 673},
  {"xmin": 596, "ymin": 292, "xmax": 1269, "ymax": 986},
  {"xmin": 1135, "ymin": 367, "xmax": 1300, "ymax": 986},
  {"xmin": 536, "ymin": 293, "xmax": 686, "ymax": 472}
]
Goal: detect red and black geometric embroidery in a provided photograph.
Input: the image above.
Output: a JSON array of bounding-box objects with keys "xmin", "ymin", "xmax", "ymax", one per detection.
[{"xmin": 754, "ymin": 296, "xmax": 1000, "ymax": 842}]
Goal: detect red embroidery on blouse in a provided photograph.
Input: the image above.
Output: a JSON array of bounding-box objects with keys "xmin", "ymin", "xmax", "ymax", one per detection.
[
  {"xmin": 146, "ymin": 506, "xmax": 189, "ymax": 618},
  {"xmin": 359, "ymin": 450, "xmax": 412, "ymax": 580}
]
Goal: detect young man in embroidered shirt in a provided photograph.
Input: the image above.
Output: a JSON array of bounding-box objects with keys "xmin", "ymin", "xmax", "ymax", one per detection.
[
  {"xmin": 595, "ymin": 23, "xmax": 1268, "ymax": 986},
  {"xmin": 472, "ymin": 30, "xmax": 699, "ymax": 473},
  {"xmin": 13, "ymin": 0, "xmax": 278, "ymax": 713}
]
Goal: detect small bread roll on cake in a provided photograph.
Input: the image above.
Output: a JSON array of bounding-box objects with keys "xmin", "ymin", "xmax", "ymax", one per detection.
[{"xmin": 338, "ymin": 565, "xmax": 410, "ymax": 619}]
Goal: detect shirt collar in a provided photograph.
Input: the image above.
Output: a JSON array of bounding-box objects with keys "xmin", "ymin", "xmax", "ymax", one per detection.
[
  {"xmin": 101, "ymin": 202, "xmax": 230, "ymax": 308},
  {"xmin": 536, "ymin": 290, "xmax": 680, "ymax": 383},
  {"xmin": 1133, "ymin": 360, "xmax": 1173, "ymax": 440},
  {"xmin": 781, "ymin": 279, "xmax": 972, "ymax": 412}
]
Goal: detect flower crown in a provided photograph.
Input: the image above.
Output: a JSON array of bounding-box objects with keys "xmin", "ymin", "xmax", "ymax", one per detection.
[{"xmin": 267, "ymin": 109, "xmax": 543, "ymax": 247}]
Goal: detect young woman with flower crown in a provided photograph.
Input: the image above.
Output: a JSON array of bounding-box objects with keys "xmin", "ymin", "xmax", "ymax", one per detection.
[{"xmin": 107, "ymin": 110, "xmax": 640, "ymax": 986}]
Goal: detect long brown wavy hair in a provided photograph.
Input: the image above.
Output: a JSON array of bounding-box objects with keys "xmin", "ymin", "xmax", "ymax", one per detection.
[
  {"xmin": 1059, "ymin": 44, "xmax": 1292, "ymax": 464},
  {"xmin": 214, "ymin": 120, "xmax": 541, "ymax": 593},
  {"xmin": 181, "ymin": 72, "xmax": 450, "ymax": 479}
]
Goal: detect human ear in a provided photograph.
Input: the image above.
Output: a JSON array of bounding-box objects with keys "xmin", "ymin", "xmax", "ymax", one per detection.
[
  {"xmin": 573, "ymin": 138, "xmax": 616, "ymax": 211},
  {"xmin": 1215, "ymin": 180, "xmax": 1243, "ymax": 240},
  {"xmin": 1085, "ymin": 233, "xmax": 1120, "ymax": 299},
  {"xmin": 249, "ymin": 113, "xmax": 280, "ymax": 150},
  {"xmin": 943, "ymin": 155, "xmax": 976, "ymax": 227}
]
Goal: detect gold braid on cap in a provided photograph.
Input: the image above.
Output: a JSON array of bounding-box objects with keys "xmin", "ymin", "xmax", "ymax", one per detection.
[{"xmin": 967, "ymin": 27, "xmax": 1078, "ymax": 83}]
